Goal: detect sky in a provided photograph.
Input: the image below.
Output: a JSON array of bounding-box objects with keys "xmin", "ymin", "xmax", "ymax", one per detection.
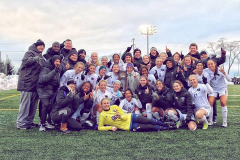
[{"xmin": 0, "ymin": 0, "xmax": 240, "ymax": 77}]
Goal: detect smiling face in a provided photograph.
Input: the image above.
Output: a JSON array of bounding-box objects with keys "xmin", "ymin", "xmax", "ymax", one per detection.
[
  {"xmin": 125, "ymin": 90, "xmax": 132, "ymax": 102},
  {"xmin": 99, "ymin": 68, "xmax": 106, "ymax": 77},
  {"xmin": 113, "ymin": 82, "xmax": 121, "ymax": 91},
  {"xmin": 112, "ymin": 64, "xmax": 120, "ymax": 73},
  {"xmin": 99, "ymin": 81, "xmax": 107, "ymax": 92},
  {"xmin": 160, "ymin": 53, "xmax": 167, "ymax": 62},
  {"xmin": 156, "ymin": 81, "xmax": 164, "ymax": 91},
  {"xmin": 54, "ymin": 59, "xmax": 61, "ymax": 68},
  {"xmin": 184, "ymin": 57, "xmax": 192, "ymax": 66},
  {"xmin": 68, "ymin": 83, "xmax": 76, "ymax": 91},
  {"xmin": 141, "ymin": 68, "xmax": 148, "ymax": 77},
  {"xmin": 135, "ymin": 51, "xmax": 141, "ymax": 59},
  {"xmin": 37, "ymin": 45, "xmax": 45, "ymax": 53},
  {"xmin": 113, "ymin": 54, "xmax": 120, "ymax": 64},
  {"xmin": 143, "ymin": 56, "xmax": 150, "ymax": 64},
  {"xmin": 125, "ymin": 56, "xmax": 132, "ymax": 63},
  {"xmin": 155, "ymin": 58, "xmax": 163, "ymax": 67},
  {"xmin": 173, "ymin": 54, "xmax": 180, "ymax": 63},
  {"xmin": 207, "ymin": 60, "xmax": 216, "ymax": 72},
  {"xmin": 91, "ymin": 53, "xmax": 98, "ymax": 63},
  {"xmin": 173, "ymin": 82, "xmax": 182, "ymax": 93},
  {"xmin": 151, "ymin": 49, "xmax": 157, "ymax": 56},
  {"xmin": 82, "ymin": 83, "xmax": 91, "ymax": 93},
  {"xmin": 190, "ymin": 46, "xmax": 197, "ymax": 55},
  {"xmin": 201, "ymin": 53, "xmax": 208, "ymax": 59},
  {"xmin": 101, "ymin": 58, "xmax": 108, "ymax": 66},
  {"xmin": 140, "ymin": 77, "xmax": 147, "ymax": 86},
  {"xmin": 65, "ymin": 41, "xmax": 72, "ymax": 50},
  {"xmin": 196, "ymin": 63, "xmax": 203, "ymax": 72},
  {"xmin": 166, "ymin": 61, "xmax": 173, "ymax": 68},
  {"xmin": 74, "ymin": 64, "xmax": 84, "ymax": 74},
  {"xmin": 101, "ymin": 98, "xmax": 110, "ymax": 111},
  {"xmin": 79, "ymin": 53, "xmax": 86, "ymax": 59},
  {"xmin": 70, "ymin": 54, "xmax": 78, "ymax": 62},
  {"xmin": 52, "ymin": 45, "xmax": 60, "ymax": 52},
  {"xmin": 127, "ymin": 66, "xmax": 133, "ymax": 74},
  {"xmin": 88, "ymin": 65, "xmax": 96, "ymax": 75},
  {"xmin": 189, "ymin": 75, "xmax": 198, "ymax": 88}
]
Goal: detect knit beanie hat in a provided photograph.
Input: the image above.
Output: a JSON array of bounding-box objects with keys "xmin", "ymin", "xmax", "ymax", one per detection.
[
  {"xmin": 67, "ymin": 78, "xmax": 76, "ymax": 85},
  {"xmin": 126, "ymin": 63, "xmax": 134, "ymax": 69},
  {"xmin": 35, "ymin": 39, "xmax": 45, "ymax": 47},
  {"xmin": 150, "ymin": 47, "xmax": 157, "ymax": 52},
  {"xmin": 134, "ymin": 48, "xmax": 141, "ymax": 55},
  {"xmin": 99, "ymin": 66, "xmax": 107, "ymax": 71},
  {"xmin": 68, "ymin": 50, "xmax": 78, "ymax": 57},
  {"xmin": 52, "ymin": 42, "xmax": 60, "ymax": 47},
  {"xmin": 78, "ymin": 49, "xmax": 86, "ymax": 55}
]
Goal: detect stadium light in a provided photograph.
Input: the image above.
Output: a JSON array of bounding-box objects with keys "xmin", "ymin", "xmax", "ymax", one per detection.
[{"xmin": 139, "ymin": 25, "xmax": 157, "ymax": 53}]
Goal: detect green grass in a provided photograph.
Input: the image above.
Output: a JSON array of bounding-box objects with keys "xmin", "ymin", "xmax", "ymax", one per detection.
[{"xmin": 0, "ymin": 86, "xmax": 240, "ymax": 160}]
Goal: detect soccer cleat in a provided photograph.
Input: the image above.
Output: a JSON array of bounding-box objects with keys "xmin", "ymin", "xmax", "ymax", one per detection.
[
  {"xmin": 208, "ymin": 121, "xmax": 213, "ymax": 126},
  {"xmin": 44, "ymin": 121, "xmax": 55, "ymax": 129},
  {"xmin": 213, "ymin": 117, "xmax": 217, "ymax": 124},
  {"xmin": 221, "ymin": 122, "xmax": 227, "ymax": 128},
  {"xmin": 60, "ymin": 123, "xmax": 71, "ymax": 133},
  {"xmin": 29, "ymin": 123, "xmax": 39, "ymax": 127},
  {"xmin": 195, "ymin": 119, "xmax": 200, "ymax": 124},
  {"xmin": 202, "ymin": 123, "xmax": 208, "ymax": 130},
  {"xmin": 39, "ymin": 124, "xmax": 46, "ymax": 131},
  {"xmin": 176, "ymin": 121, "xmax": 182, "ymax": 129}
]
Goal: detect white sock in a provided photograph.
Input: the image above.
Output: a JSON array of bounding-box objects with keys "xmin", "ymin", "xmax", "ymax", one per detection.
[
  {"xmin": 221, "ymin": 106, "xmax": 228, "ymax": 123},
  {"xmin": 80, "ymin": 112, "xmax": 90, "ymax": 121},
  {"xmin": 153, "ymin": 112, "xmax": 161, "ymax": 120},
  {"xmin": 199, "ymin": 115, "xmax": 208, "ymax": 124},
  {"xmin": 135, "ymin": 110, "xmax": 140, "ymax": 115},
  {"xmin": 168, "ymin": 110, "xmax": 178, "ymax": 122},
  {"xmin": 146, "ymin": 103, "xmax": 152, "ymax": 119},
  {"xmin": 96, "ymin": 111, "xmax": 100, "ymax": 124},
  {"xmin": 209, "ymin": 107, "xmax": 213, "ymax": 122}
]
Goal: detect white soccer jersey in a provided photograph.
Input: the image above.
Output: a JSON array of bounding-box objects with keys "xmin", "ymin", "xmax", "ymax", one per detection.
[
  {"xmin": 93, "ymin": 89, "xmax": 113, "ymax": 105},
  {"xmin": 60, "ymin": 69, "xmax": 83, "ymax": 90},
  {"xmin": 188, "ymin": 83, "xmax": 211, "ymax": 111},
  {"xmin": 147, "ymin": 74, "xmax": 156, "ymax": 88},
  {"xmin": 106, "ymin": 72, "xmax": 119, "ymax": 87},
  {"xmin": 149, "ymin": 65, "xmax": 166, "ymax": 82},
  {"xmin": 188, "ymin": 71, "xmax": 210, "ymax": 87},
  {"xmin": 95, "ymin": 66, "xmax": 111, "ymax": 75},
  {"xmin": 107, "ymin": 87, "xmax": 123, "ymax": 104},
  {"xmin": 204, "ymin": 68, "xmax": 227, "ymax": 92},
  {"xmin": 84, "ymin": 73, "xmax": 98, "ymax": 89},
  {"xmin": 119, "ymin": 98, "xmax": 140, "ymax": 113},
  {"xmin": 109, "ymin": 62, "xmax": 121, "ymax": 71}
]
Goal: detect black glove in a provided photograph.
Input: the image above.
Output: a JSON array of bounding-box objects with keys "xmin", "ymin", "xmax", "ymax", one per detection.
[
  {"xmin": 107, "ymin": 60, "xmax": 112, "ymax": 68},
  {"xmin": 154, "ymin": 70, "xmax": 158, "ymax": 80},
  {"xmin": 67, "ymin": 92, "xmax": 74, "ymax": 100},
  {"xmin": 97, "ymin": 76, "xmax": 102, "ymax": 82},
  {"xmin": 185, "ymin": 117, "xmax": 191, "ymax": 124},
  {"xmin": 33, "ymin": 56, "xmax": 42, "ymax": 63},
  {"xmin": 55, "ymin": 65, "xmax": 60, "ymax": 73},
  {"xmin": 202, "ymin": 75, "xmax": 207, "ymax": 84},
  {"xmin": 85, "ymin": 69, "xmax": 89, "ymax": 75},
  {"xmin": 126, "ymin": 45, "xmax": 133, "ymax": 52},
  {"xmin": 180, "ymin": 52, "xmax": 184, "ymax": 60},
  {"xmin": 103, "ymin": 74, "xmax": 112, "ymax": 80},
  {"xmin": 221, "ymin": 48, "xmax": 226, "ymax": 57},
  {"xmin": 81, "ymin": 74, "xmax": 85, "ymax": 81}
]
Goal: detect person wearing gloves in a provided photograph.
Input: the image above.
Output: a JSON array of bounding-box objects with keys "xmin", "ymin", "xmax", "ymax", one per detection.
[
  {"xmin": 121, "ymin": 45, "xmax": 133, "ymax": 62},
  {"xmin": 119, "ymin": 89, "xmax": 142, "ymax": 115},
  {"xmin": 77, "ymin": 49, "xmax": 87, "ymax": 64},
  {"xmin": 43, "ymin": 42, "xmax": 61, "ymax": 60},
  {"xmin": 135, "ymin": 76, "xmax": 154, "ymax": 119},
  {"xmin": 126, "ymin": 63, "xmax": 140, "ymax": 93},
  {"xmin": 37, "ymin": 55, "xmax": 62, "ymax": 131},
  {"xmin": 164, "ymin": 57, "xmax": 185, "ymax": 91},
  {"xmin": 98, "ymin": 98, "xmax": 176, "ymax": 132},
  {"xmin": 188, "ymin": 75, "xmax": 213, "ymax": 129},
  {"xmin": 204, "ymin": 60, "xmax": 232, "ymax": 127},
  {"xmin": 149, "ymin": 57, "xmax": 166, "ymax": 82},
  {"xmin": 165, "ymin": 80, "xmax": 196, "ymax": 130},
  {"xmin": 151, "ymin": 80, "xmax": 174, "ymax": 121},
  {"xmin": 17, "ymin": 39, "xmax": 45, "ymax": 129},
  {"xmin": 60, "ymin": 50, "xmax": 78, "ymax": 76},
  {"xmin": 50, "ymin": 79, "xmax": 79, "ymax": 133},
  {"xmin": 60, "ymin": 62, "xmax": 85, "ymax": 92},
  {"xmin": 149, "ymin": 47, "xmax": 160, "ymax": 68}
]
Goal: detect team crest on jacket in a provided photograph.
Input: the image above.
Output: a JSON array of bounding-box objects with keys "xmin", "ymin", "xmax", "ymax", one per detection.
[
  {"xmin": 161, "ymin": 69, "xmax": 164, "ymax": 71},
  {"xmin": 105, "ymin": 95, "xmax": 108, "ymax": 98},
  {"xmin": 181, "ymin": 97, "xmax": 185, "ymax": 101},
  {"xmin": 113, "ymin": 109, "xmax": 116, "ymax": 112},
  {"xmin": 91, "ymin": 77, "xmax": 94, "ymax": 80}
]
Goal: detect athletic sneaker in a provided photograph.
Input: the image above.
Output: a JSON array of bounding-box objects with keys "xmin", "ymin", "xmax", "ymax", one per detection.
[
  {"xmin": 213, "ymin": 117, "xmax": 217, "ymax": 124},
  {"xmin": 17, "ymin": 125, "xmax": 31, "ymax": 130},
  {"xmin": 221, "ymin": 122, "xmax": 227, "ymax": 128},
  {"xmin": 208, "ymin": 121, "xmax": 213, "ymax": 126},
  {"xmin": 39, "ymin": 124, "xmax": 46, "ymax": 132},
  {"xmin": 176, "ymin": 121, "xmax": 182, "ymax": 129},
  {"xmin": 85, "ymin": 120, "xmax": 94, "ymax": 127},
  {"xmin": 44, "ymin": 121, "xmax": 55, "ymax": 129},
  {"xmin": 202, "ymin": 123, "xmax": 208, "ymax": 130}
]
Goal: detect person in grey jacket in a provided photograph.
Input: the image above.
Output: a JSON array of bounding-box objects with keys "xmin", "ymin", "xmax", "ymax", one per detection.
[
  {"xmin": 17, "ymin": 39, "xmax": 45, "ymax": 129},
  {"xmin": 37, "ymin": 55, "xmax": 62, "ymax": 131}
]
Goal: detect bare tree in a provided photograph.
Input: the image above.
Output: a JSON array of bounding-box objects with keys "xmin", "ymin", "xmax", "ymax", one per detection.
[{"xmin": 208, "ymin": 38, "xmax": 240, "ymax": 74}]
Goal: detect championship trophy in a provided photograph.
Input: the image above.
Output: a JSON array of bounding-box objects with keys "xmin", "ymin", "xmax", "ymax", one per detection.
[{"xmin": 118, "ymin": 71, "xmax": 128, "ymax": 94}]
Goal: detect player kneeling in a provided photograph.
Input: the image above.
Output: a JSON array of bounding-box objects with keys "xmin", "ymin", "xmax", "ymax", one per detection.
[
  {"xmin": 188, "ymin": 75, "xmax": 213, "ymax": 129},
  {"xmin": 98, "ymin": 98, "xmax": 177, "ymax": 132}
]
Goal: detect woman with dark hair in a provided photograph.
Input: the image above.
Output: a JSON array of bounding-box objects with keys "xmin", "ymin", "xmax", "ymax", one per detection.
[
  {"xmin": 149, "ymin": 47, "xmax": 160, "ymax": 68},
  {"xmin": 151, "ymin": 80, "xmax": 173, "ymax": 121},
  {"xmin": 139, "ymin": 66, "xmax": 156, "ymax": 89},
  {"xmin": 204, "ymin": 59, "xmax": 232, "ymax": 127},
  {"xmin": 165, "ymin": 80, "xmax": 196, "ymax": 130},
  {"xmin": 77, "ymin": 49, "xmax": 87, "ymax": 64},
  {"xmin": 135, "ymin": 76, "xmax": 154, "ymax": 119},
  {"xmin": 60, "ymin": 50, "xmax": 78, "ymax": 76},
  {"xmin": 98, "ymin": 98, "xmax": 176, "ymax": 132}
]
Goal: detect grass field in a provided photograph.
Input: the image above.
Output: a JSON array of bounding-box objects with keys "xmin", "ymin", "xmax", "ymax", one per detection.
[{"xmin": 0, "ymin": 86, "xmax": 239, "ymax": 160}]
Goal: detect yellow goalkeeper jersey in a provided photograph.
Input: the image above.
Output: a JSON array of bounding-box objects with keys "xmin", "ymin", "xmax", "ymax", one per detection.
[{"xmin": 98, "ymin": 105, "xmax": 132, "ymax": 131}]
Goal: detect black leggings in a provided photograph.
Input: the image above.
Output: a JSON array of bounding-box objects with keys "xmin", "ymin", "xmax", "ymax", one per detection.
[
  {"xmin": 39, "ymin": 98, "xmax": 51, "ymax": 124},
  {"xmin": 51, "ymin": 107, "xmax": 72, "ymax": 124}
]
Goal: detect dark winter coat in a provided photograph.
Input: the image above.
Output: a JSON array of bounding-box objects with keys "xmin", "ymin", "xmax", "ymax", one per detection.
[
  {"xmin": 202, "ymin": 55, "xmax": 226, "ymax": 69},
  {"xmin": 60, "ymin": 57, "xmax": 78, "ymax": 76},
  {"xmin": 149, "ymin": 53, "xmax": 159, "ymax": 68},
  {"xmin": 17, "ymin": 43, "xmax": 45, "ymax": 92},
  {"xmin": 135, "ymin": 84, "xmax": 154, "ymax": 109},
  {"xmin": 182, "ymin": 64, "xmax": 195, "ymax": 89},
  {"xmin": 60, "ymin": 48, "xmax": 77, "ymax": 58},
  {"xmin": 36, "ymin": 56, "xmax": 61, "ymax": 99},
  {"xmin": 78, "ymin": 57, "xmax": 87, "ymax": 64},
  {"xmin": 43, "ymin": 47, "xmax": 60, "ymax": 60},
  {"xmin": 187, "ymin": 52, "xmax": 200, "ymax": 59},
  {"xmin": 51, "ymin": 86, "xmax": 78, "ymax": 114},
  {"xmin": 164, "ymin": 57, "xmax": 185, "ymax": 91},
  {"xmin": 152, "ymin": 86, "xmax": 173, "ymax": 110},
  {"xmin": 74, "ymin": 90, "xmax": 93, "ymax": 115},
  {"xmin": 172, "ymin": 88, "xmax": 195, "ymax": 121},
  {"xmin": 134, "ymin": 57, "xmax": 143, "ymax": 70}
]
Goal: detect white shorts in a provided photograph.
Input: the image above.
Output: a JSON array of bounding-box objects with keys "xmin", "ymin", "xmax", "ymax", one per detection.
[
  {"xmin": 176, "ymin": 109, "xmax": 195, "ymax": 122},
  {"xmin": 209, "ymin": 88, "xmax": 228, "ymax": 97},
  {"xmin": 194, "ymin": 107, "xmax": 211, "ymax": 117}
]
